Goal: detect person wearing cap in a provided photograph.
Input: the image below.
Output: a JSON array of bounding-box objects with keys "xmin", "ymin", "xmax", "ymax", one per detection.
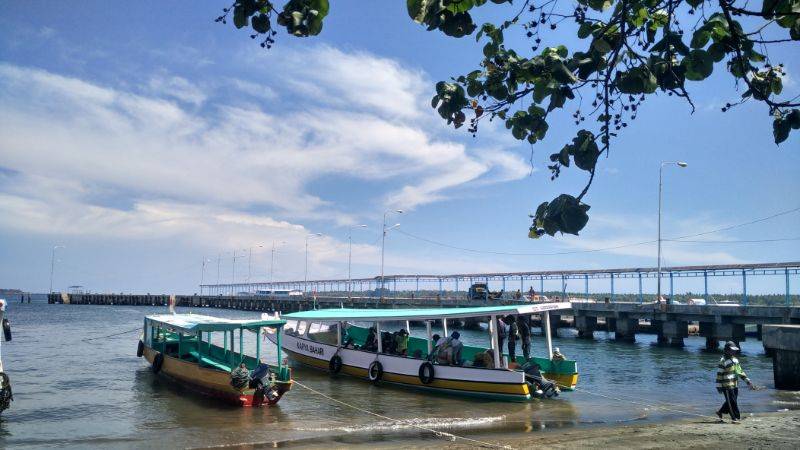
[
  {"xmin": 552, "ymin": 347, "xmax": 566, "ymax": 361},
  {"xmin": 715, "ymin": 341, "xmax": 754, "ymax": 423}
]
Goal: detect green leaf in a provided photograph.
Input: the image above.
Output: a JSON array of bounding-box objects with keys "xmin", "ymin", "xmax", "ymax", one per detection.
[
  {"xmin": 773, "ymin": 116, "xmax": 791, "ymax": 144},
  {"xmin": 592, "ymin": 38, "xmax": 612, "ymax": 54},
  {"xmin": 578, "ymin": 23, "xmax": 594, "ymax": 39},
  {"xmin": 233, "ymin": 5, "xmax": 248, "ymax": 29},
  {"xmin": 707, "ymin": 42, "xmax": 726, "ymax": 62},
  {"xmin": 690, "ymin": 30, "xmax": 710, "ymax": 49},
  {"xmin": 686, "ymin": 0, "xmax": 704, "ymax": 7},
  {"xmin": 682, "ymin": 50, "xmax": 714, "ymax": 81}
]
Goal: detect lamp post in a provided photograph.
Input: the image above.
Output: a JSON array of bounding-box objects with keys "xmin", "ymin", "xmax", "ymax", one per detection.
[
  {"xmin": 231, "ymin": 248, "xmax": 246, "ymax": 289},
  {"xmin": 269, "ymin": 240, "xmax": 286, "ymax": 286},
  {"xmin": 305, "ymin": 233, "xmax": 323, "ymax": 294},
  {"xmin": 200, "ymin": 257, "xmax": 211, "ymax": 294},
  {"xmin": 49, "ymin": 245, "xmax": 65, "ymax": 293},
  {"xmin": 657, "ymin": 161, "xmax": 688, "ymax": 305},
  {"xmin": 380, "ymin": 210, "xmax": 403, "ymax": 299},
  {"xmin": 348, "ymin": 224, "xmax": 368, "ymax": 298},
  {"xmin": 247, "ymin": 244, "xmax": 263, "ymax": 286}
]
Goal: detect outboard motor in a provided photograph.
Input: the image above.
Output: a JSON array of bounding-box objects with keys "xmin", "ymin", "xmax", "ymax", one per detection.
[{"xmin": 523, "ymin": 362, "xmax": 560, "ymax": 399}]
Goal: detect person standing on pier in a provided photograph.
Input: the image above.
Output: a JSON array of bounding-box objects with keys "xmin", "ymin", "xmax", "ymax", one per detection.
[{"xmin": 715, "ymin": 341, "xmax": 754, "ymax": 423}]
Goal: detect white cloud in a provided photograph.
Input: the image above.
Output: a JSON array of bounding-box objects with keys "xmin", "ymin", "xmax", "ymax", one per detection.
[
  {"xmin": 0, "ymin": 47, "xmax": 530, "ymax": 288},
  {"xmin": 147, "ymin": 73, "xmax": 207, "ymax": 106},
  {"xmin": 274, "ymin": 46, "xmax": 428, "ymax": 120}
]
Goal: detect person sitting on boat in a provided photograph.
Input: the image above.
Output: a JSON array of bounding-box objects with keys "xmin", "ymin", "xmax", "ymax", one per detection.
[
  {"xmin": 363, "ymin": 326, "xmax": 378, "ymax": 352},
  {"xmin": 380, "ymin": 331, "xmax": 395, "ymax": 354},
  {"xmin": 395, "ymin": 329, "xmax": 409, "ymax": 356},
  {"xmin": 552, "ymin": 347, "xmax": 566, "ymax": 361},
  {"xmin": 427, "ymin": 334, "xmax": 442, "ymax": 361},
  {"xmin": 341, "ymin": 323, "xmax": 355, "ymax": 348},
  {"xmin": 230, "ymin": 363, "xmax": 251, "ymax": 390},
  {"xmin": 472, "ymin": 349, "xmax": 494, "ymax": 368},
  {"xmin": 435, "ymin": 332, "xmax": 464, "ymax": 366}
]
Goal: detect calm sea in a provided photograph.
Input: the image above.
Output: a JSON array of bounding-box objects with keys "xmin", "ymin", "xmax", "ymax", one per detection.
[{"xmin": 0, "ymin": 300, "xmax": 797, "ymax": 449}]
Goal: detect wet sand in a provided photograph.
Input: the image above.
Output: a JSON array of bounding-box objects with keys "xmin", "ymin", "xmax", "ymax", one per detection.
[{"xmin": 461, "ymin": 409, "xmax": 800, "ymax": 449}]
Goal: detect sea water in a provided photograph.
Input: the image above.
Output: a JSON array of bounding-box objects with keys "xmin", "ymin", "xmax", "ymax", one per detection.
[{"xmin": 0, "ymin": 301, "xmax": 797, "ymax": 449}]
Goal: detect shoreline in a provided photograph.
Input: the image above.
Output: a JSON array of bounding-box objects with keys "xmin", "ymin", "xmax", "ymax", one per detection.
[{"xmin": 461, "ymin": 409, "xmax": 800, "ymax": 449}]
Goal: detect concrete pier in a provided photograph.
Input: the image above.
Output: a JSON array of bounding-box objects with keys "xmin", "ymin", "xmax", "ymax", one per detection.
[
  {"xmin": 762, "ymin": 325, "xmax": 800, "ymax": 390},
  {"xmin": 614, "ymin": 314, "xmax": 637, "ymax": 342}
]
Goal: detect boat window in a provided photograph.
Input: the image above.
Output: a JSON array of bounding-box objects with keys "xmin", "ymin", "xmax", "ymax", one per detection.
[
  {"xmin": 144, "ymin": 324, "xmax": 151, "ymax": 345},
  {"xmin": 285, "ymin": 320, "xmax": 298, "ymax": 335},
  {"xmin": 307, "ymin": 322, "xmax": 337, "ymax": 345},
  {"xmin": 296, "ymin": 321, "xmax": 308, "ymax": 336}
]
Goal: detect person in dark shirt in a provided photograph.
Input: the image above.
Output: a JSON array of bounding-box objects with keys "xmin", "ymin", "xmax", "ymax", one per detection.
[
  {"xmin": 495, "ymin": 317, "xmax": 507, "ymax": 365},
  {"xmin": 517, "ymin": 315, "xmax": 532, "ymax": 361},
  {"xmin": 506, "ymin": 315, "xmax": 518, "ymax": 364}
]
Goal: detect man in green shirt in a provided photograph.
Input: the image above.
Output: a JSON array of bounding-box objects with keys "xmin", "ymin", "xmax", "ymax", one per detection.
[{"xmin": 715, "ymin": 341, "xmax": 754, "ymax": 423}]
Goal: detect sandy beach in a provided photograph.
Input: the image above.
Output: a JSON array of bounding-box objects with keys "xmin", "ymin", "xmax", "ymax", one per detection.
[{"xmin": 474, "ymin": 409, "xmax": 800, "ymax": 449}]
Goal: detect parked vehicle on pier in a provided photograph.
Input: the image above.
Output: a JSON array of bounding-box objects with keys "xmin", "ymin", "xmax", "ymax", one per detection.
[
  {"xmin": 255, "ymin": 289, "xmax": 304, "ymax": 299},
  {"xmin": 138, "ymin": 314, "xmax": 293, "ymax": 406},
  {"xmin": 267, "ymin": 303, "xmax": 578, "ymax": 401},
  {"xmin": 468, "ymin": 283, "xmax": 503, "ymax": 300}
]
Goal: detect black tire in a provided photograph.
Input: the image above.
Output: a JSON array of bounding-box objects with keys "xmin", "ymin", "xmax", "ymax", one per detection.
[
  {"xmin": 329, "ymin": 355, "xmax": 343, "ymax": 374},
  {"xmin": 367, "ymin": 361, "xmax": 383, "ymax": 383},
  {"xmin": 136, "ymin": 340, "xmax": 144, "ymax": 358},
  {"xmin": 418, "ymin": 361, "xmax": 435, "ymax": 384},
  {"xmin": 152, "ymin": 352, "xmax": 164, "ymax": 374}
]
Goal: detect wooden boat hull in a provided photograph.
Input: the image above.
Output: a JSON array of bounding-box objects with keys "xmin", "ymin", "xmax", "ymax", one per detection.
[
  {"xmin": 269, "ymin": 333, "xmax": 534, "ymax": 401},
  {"xmin": 143, "ymin": 346, "xmax": 292, "ymax": 406}
]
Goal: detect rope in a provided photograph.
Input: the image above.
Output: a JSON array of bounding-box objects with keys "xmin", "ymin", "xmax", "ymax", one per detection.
[
  {"xmin": 292, "ymin": 380, "xmax": 514, "ymax": 449},
  {"xmin": 556, "ymin": 383, "xmax": 718, "ymax": 420},
  {"xmin": 81, "ymin": 327, "xmax": 141, "ymax": 342}
]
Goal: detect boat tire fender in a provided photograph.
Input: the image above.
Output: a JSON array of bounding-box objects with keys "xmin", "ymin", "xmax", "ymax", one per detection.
[
  {"xmin": 418, "ymin": 361, "xmax": 435, "ymax": 384},
  {"xmin": 329, "ymin": 355, "xmax": 343, "ymax": 374},
  {"xmin": 368, "ymin": 361, "xmax": 383, "ymax": 383},
  {"xmin": 152, "ymin": 352, "xmax": 164, "ymax": 374},
  {"xmin": 137, "ymin": 340, "xmax": 144, "ymax": 358}
]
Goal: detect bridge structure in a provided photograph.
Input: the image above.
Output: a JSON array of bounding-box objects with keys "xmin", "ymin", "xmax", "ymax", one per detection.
[{"xmin": 200, "ymin": 261, "xmax": 799, "ymax": 306}]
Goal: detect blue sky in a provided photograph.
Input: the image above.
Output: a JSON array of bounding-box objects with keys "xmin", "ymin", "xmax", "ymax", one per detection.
[{"xmin": 0, "ymin": 1, "xmax": 798, "ymax": 295}]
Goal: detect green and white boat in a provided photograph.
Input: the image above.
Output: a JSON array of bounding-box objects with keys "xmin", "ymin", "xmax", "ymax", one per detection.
[{"xmin": 267, "ymin": 303, "xmax": 578, "ymax": 401}]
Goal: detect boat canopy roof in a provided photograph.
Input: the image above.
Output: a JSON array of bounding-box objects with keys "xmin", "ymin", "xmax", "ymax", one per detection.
[
  {"xmin": 283, "ymin": 302, "xmax": 571, "ymax": 322},
  {"xmin": 146, "ymin": 313, "xmax": 285, "ymax": 333}
]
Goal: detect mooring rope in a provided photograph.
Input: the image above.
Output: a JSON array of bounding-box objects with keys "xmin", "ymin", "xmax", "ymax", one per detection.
[
  {"xmin": 557, "ymin": 383, "xmax": 720, "ymax": 420},
  {"xmin": 81, "ymin": 327, "xmax": 141, "ymax": 342},
  {"xmin": 292, "ymin": 380, "xmax": 514, "ymax": 449}
]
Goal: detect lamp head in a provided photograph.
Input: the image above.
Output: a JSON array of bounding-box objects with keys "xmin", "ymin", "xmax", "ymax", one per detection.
[{"xmin": 677, "ymin": 161, "xmax": 688, "ymax": 168}]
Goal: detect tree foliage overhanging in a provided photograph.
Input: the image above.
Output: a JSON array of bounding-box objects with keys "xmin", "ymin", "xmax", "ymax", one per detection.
[{"xmin": 218, "ymin": 0, "xmax": 800, "ymax": 238}]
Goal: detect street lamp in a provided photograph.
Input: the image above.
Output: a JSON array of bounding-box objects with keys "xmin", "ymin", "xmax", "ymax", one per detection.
[
  {"xmin": 305, "ymin": 233, "xmax": 323, "ymax": 294},
  {"xmin": 247, "ymin": 244, "xmax": 263, "ymax": 285},
  {"xmin": 658, "ymin": 161, "xmax": 688, "ymax": 305},
  {"xmin": 49, "ymin": 245, "xmax": 65, "ymax": 293},
  {"xmin": 200, "ymin": 257, "xmax": 212, "ymax": 294},
  {"xmin": 348, "ymin": 225, "xmax": 368, "ymax": 298},
  {"xmin": 381, "ymin": 209, "xmax": 403, "ymax": 299},
  {"xmin": 269, "ymin": 240, "xmax": 287, "ymax": 286},
  {"xmin": 231, "ymin": 248, "xmax": 247, "ymax": 286}
]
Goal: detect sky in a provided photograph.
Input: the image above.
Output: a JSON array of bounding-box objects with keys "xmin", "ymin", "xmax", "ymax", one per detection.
[{"xmin": 0, "ymin": 1, "xmax": 798, "ymax": 295}]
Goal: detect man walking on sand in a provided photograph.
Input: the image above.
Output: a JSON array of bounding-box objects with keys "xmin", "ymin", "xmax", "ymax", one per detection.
[{"xmin": 716, "ymin": 341, "xmax": 754, "ymax": 423}]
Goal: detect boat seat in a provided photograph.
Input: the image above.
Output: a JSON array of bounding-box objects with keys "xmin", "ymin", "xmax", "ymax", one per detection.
[{"xmin": 189, "ymin": 350, "xmax": 232, "ymax": 372}]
